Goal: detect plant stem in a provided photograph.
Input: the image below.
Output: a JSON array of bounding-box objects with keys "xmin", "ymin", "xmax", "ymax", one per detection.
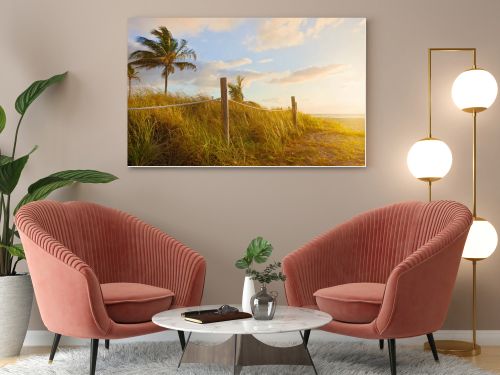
[
  {"xmin": 2, "ymin": 194, "xmax": 11, "ymax": 274},
  {"xmin": 2, "ymin": 113, "xmax": 25, "ymax": 275},
  {"xmin": 10, "ymin": 223, "xmax": 16, "ymax": 242},
  {"xmin": 11, "ymin": 258, "xmax": 21, "ymax": 275},
  {"xmin": 11, "ymin": 114, "xmax": 24, "ymax": 159}
]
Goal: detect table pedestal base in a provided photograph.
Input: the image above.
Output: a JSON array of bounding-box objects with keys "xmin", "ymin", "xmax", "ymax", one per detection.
[{"xmin": 178, "ymin": 332, "xmax": 317, "ymax": 374}]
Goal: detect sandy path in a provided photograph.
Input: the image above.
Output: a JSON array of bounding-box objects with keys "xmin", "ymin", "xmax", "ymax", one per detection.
[{"xmin": 283, "ymin": 130, "xmax": 365, "ymax": 166}]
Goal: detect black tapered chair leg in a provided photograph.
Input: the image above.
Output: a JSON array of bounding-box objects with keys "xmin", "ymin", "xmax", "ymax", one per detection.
[
  {"xmin": 379, "ymin": 339, "xmax": 384, "ymax": 350},
  {"xmin": 177, "ymin": 330, "xmax": 186, "ymax": 350},
  {"xmin": 48, "ymin": 333, "xmax": 62, "ymax": 363},
  {"xmin": 303, "ymin": 329, "xmax": 311, "ymax": 347},
  {"xmin": 90, "ymin": 339, "xmax": 99, "ymax": 375},
  {"xmin": 426, "ymin": 333, "xmax": 439, "ymax": 362},
  {"xmin": 388, "ymin": 339, "xmax": 396, "ymax": 375},
  {"xmin": 105, "ymin": 339, "xmax": 110, "ymax": 350}
]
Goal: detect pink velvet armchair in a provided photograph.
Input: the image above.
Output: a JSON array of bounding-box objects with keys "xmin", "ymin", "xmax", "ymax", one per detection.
[
  {"xmin": 16, "ymin": 200, "xmax": 206, "ymax": 375},
  {"xmin": 283, "ymin": 200, "xmax": 472, "ymax": 375}
]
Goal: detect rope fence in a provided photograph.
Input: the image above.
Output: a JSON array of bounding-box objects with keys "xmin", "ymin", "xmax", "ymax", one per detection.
[
  {"xmin": 128, "ymin": 98, "xmax": 220, "ymax": 111},
  {"xmin": 228, "ymin": 99, "xmax": 290, "ymax": 112},
  {"xmin": 128, "ymin": 77, "xmax": 298, "ymax": 143}
]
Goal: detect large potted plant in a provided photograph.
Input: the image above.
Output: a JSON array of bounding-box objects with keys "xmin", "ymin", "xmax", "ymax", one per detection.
[{"xmin": 0, "ymin": 72, "xmax": 117, "ymax": 357}]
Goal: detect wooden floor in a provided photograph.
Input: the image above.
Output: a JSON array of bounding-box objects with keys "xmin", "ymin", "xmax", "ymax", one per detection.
[
  {"xmin": 1, "ymin": 345, "xmax": 500, "ymax": 372},
  {"xmin": 466, "ymin": 346, "xmax": 500, "ymax": 373}
]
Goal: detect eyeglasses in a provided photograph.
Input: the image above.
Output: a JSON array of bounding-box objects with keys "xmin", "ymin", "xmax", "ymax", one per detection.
[{"xmin": 216, "ymin": 305, "xmax": 239, "ymax": 315}]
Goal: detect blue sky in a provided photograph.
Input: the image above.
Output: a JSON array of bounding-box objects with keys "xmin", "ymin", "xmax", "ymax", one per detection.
[{"xmin": 128, "ymin": 18, "xmax": 365, "ymax": 115}]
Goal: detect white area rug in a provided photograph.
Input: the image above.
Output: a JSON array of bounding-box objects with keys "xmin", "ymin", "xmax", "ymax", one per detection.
[{"xmin": 0, "ymin": 341, "xmax": 494, "ymax": 374}]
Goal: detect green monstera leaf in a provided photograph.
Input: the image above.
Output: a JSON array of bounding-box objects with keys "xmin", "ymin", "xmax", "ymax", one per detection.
[
  {"xmin": 235, "ymin": 257, "xmax": 251, "ymax": 269},
  {"xmin": 246, "ymin": 236, "xmax": 273, "ymax": 263},
  {"xmin": 235, "ymin": 237, "xmax": 274, "ymax": 271},
  {"xmin": 15, "ymin": 72, "xmax": 67, "ymax": 115}
]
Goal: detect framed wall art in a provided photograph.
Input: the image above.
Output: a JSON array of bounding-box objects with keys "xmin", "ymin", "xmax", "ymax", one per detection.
[{"xmin": 127, "ymin": 17, "xmax": 366, "ymax": 167}]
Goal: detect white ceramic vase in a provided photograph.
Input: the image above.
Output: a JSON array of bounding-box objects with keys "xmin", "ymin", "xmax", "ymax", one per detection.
[
  {"xmin": 241, "ymin": 275, "xmax": 255, "ymax": 313},
  {"xmin": 0, "ymin": 274, "xmax": 34, "ymax": 358}
]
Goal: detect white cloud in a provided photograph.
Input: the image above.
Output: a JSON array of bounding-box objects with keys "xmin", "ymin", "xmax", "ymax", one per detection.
[
  {"xmin": 269, "ymin": 64, "xmax": 349, "ymax": 84},
  {"xmin": 247, "ymin": 18, "xmax": 344, "ymax": 52},
  {"xmin": 211, "ymin": 58, "xmax": 252, "ymax": 70},
  {"xmin": 247, "ymin": 18, "xmax": 306, "ymax": 52},
  {"xmin": 258, "ymin": 58, "xmax": 273, "ymax": 64},
  {"xmin": 127, "ymin": 40, "xmax": 143, "ymax": 57},
  {"xmin": 129, "ymin": 18, "xmax": 241, "ymax": 38},
  {"xmin": 305, "ymin": 18, "xmax": 344, "ymax": 38},
  {"xmin": 164, "ymin": 58, "xmax": 280, "ymax": 92}
]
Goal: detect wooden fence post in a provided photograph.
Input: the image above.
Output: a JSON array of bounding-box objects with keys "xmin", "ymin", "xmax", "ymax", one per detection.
[
  {"xmin": 220, "ymin": 77, "xmax": 229, "ymax": 143},
  {"xmin": 291, "ymin": 96, "xmax": 297, "ymax": 127}
]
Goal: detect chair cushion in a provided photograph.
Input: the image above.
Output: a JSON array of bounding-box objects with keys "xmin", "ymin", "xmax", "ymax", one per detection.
[
  {"xmin": 313, "ymin": 283, "xmax": 385, "ymax": 324},
  {"xmin": 101, "ymin": 283, "xmax": 174, "ymax": 324}
]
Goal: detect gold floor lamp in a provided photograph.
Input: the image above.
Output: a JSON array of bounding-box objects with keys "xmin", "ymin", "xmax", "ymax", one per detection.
[{"xmin": 407, "ymin": 48, "xmax": 498, "ymax": 356}]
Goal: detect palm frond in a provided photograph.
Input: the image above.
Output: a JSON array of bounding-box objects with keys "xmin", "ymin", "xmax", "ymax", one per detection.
[
  {"xmin": 152, "ymin": 27, "xmax": 176, "ymax": 53},
  {"xmin": 176, "ymin": 48, "xmax": 197, "ymax": 61},
  {"xmin": 134, "ymin": 36, "xmax": 166, "ymax": 56},
  {"xmin": 173, "ymin": 62, "xmax": 197, "ymax": 72},
  {"xmin": 129, "ymin": 49, "xmax": 158, "ymax": 60},
  {"xmin": 177, "ymin": 39, "xmax": 187, "ymax": 50},
  {"xmin": 151, "ymin": 26, "xmax": 173, "ymax": 41},
  {"xmin": 127, "ymin": 64, "xmax": 140, "ymax": 81},
  {"xmin": 130, "ymin": 56, "xmax": 166, "ymax": 70},
  {"xmin": 228, "ymin": 75, "xmax": 245, "ymax": 102}
]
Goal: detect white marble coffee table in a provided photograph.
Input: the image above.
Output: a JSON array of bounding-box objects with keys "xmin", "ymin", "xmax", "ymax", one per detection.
[{"xmin": 153, "ymin": 305, "xmax": 332, "ymax": 374}]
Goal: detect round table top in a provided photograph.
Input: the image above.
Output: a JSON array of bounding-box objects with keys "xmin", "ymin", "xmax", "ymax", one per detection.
[{"xmin": 152, "ymin": 305, "xmax": 332, "ymax": 335}]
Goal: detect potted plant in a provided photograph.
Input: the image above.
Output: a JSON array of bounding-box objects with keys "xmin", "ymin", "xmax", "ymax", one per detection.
[
  {"xmin": 235, "ymin": 237, "xmax": 286, "ymax": 318},
  {"xmin": 235, "ymin": 237, "xmax": 273, "ymax": 313},
  {"xmin": 0, "ymin": 72, "xmax": 117, "ymax": 358}
]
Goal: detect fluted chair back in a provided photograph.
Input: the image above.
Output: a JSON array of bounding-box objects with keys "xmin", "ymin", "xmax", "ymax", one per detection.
[
  {"xmin": 284, "ymin": 201, "xmax": 472, "ymax": 314},
  {"xmin": 16, "ymin": 200, "xmax": 206, "ymax": 338}
]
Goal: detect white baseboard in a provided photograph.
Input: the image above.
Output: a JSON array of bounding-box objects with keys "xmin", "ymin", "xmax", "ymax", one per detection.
[{"xmin": 23, "ymin": 329, "xmax": 500, "ymax": 347}]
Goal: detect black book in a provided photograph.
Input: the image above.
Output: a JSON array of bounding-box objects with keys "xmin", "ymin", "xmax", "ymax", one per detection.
[
  {"xmin": 181, "ymin": 309, "xmax": 219, "ymax": 318},
  {"xmin": 183, "ymin": 311, "xmax": 252, "ymax": 324}
]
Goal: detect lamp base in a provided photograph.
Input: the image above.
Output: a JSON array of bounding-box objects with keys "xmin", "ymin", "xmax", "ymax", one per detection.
[{"xmin": 424, "ymin": 340, "xmax": 481, "ymax": 357}]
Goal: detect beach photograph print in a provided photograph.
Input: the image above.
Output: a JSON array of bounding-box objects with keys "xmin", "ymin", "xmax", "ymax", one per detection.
[{"xmin": 127, "ymin": 18, "xmax": 366, "ymax": 167}]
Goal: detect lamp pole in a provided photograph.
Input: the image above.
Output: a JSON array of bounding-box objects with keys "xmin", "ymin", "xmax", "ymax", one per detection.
[
  {"xmin": 424, "ymin": 48, "xmax": 476, "ymax": 203},
  {"xmin": 469, "ymin": 109, "xmax": 479, "ymax": 352},
  {"xmin": 423, "ymin": 47, "xmax": 483, "ymax": 357}
]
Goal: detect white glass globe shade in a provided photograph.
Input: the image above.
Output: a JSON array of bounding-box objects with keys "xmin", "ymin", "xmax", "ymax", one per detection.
[
  {"xmin": 407, "ymin": 138, "xmax": 453, "ymax": 181},
  {"xmin": 452, "ymin": 69, "xmax": 498, "ymax": 112},
  {"xmin": 462, "ymin": 218, "xmax": 498, "ymax": 259}
]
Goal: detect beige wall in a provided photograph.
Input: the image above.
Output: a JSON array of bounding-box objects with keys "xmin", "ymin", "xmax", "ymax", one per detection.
[{"xmin": 1, "ymin": 0, "xmax": 500, "ymax": 331}]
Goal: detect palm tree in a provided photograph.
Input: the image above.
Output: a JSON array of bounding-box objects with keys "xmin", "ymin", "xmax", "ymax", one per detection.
[
  {"xmin": 127, "ymin": 63, "xmax": 140, "ymax": 97},
  {"xmin": 228, "ymin": 75, "xmax": 245, "ymax": 102},
  {"xmin": 129, "ymin": 27, "xmax": 197, "ymax": 95}
]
